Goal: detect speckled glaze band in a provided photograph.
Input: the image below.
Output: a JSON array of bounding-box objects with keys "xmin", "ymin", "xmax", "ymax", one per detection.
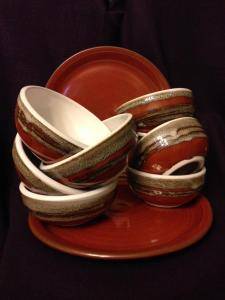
[
  {"xmin": 20, "ymin": 182, "xmax": 117, "ymax": 226},
  {"xmin": 116, "ymin": 88, "xmax": 194, "ymax": 132},
  {"xmin": 12, "ymin": 134, "xmax": 81, "ymax": 195},
  {"xmin": 128, "ymin": 167, "xmax": 206, "ymax": 207},
  {"xmin": 41, "ymin": 114, "xmax": 136, "ymax": 189},
  {"xmin": 15, "ymin": 97, "xmax": 83, "ymax": 162},
  {"xmin": 27, "ymin": 193, "xmax": 115, "ymax": 226},
  {"xmin": 131, "ymin": 117, "xmax": 208, "ymax": 175},
  {"xmin": 13, "ymin": 140, "xmax": 57, "ymax": 195}
]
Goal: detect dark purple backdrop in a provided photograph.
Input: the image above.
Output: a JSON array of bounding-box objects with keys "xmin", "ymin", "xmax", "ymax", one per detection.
[{"xmin": 0, "ymin": 1, "xmax": 225, "ymax": 299}]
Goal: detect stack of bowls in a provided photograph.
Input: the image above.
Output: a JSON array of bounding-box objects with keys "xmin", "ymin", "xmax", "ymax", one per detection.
[
  {"xmin": 13, "ymin": 85, "xmax": 136, "ymax": 225},
  {"xmin": 115, "ymin": 88, "xmax": 208, "ymax": 207}
]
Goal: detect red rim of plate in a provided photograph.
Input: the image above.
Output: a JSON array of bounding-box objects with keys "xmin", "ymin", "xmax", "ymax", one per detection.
[
  {"xmin": 46, "ymin": 46, "xmax": 170, "ymax": 96},
  {"xmin": 28, "ymin": 195, "xmax": 213, "ymax": 260}
]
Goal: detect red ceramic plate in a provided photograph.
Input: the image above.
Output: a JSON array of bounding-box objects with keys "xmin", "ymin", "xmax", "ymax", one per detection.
[
  {"xmin": 29, "ymin": 186, "xmax": 213, "ymax": 260},
  {"xmin": 46, "ymin": 46, "xmax": 170, "ymax": 119}
]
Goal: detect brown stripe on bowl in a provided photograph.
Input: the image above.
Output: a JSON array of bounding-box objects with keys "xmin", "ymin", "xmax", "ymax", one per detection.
[
  {"xmin": 41, "ymin": 114, "xmax": 136, "ymax": 189},
  {"xmin": 131, "ymin": 117, "xmax": 208, "ymax": 175},
  {"xmin": 20, "ymin": 181, "xmax": 117, "ymax": 226},
  {"xmin": 16, "ymin": 95, "xmax": 83, "ymax": 161},
  {"xmin": 128, "ymin": 167, "xmax": 206, "ymax": 207},
  {"xmin": 12, "ymin": 134, "xmax": 82, "ymax": 195},
  {"xmin": 15, "ymin": 86, "xmax": 111, "ymax": 162},
  {"xmin": 116, "ymin": 88, "xmax": 194, "ymax": 132}
]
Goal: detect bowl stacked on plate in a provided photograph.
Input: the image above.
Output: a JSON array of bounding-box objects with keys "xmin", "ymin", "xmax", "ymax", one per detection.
[
  {"xmin": 115, "ymin": 88, "xmax": 208, "ymax": 207},
  {"xmin": 13, "ymin": 85, "xmax": 136, "ymax": 226}
]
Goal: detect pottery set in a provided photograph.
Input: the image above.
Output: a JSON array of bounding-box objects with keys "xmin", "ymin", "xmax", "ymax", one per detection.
[
  {"xmin": 12, "ymin": 46, "xmax": 213, "ymax": 260},
  {"xmin": 118, "ymin": 88, "xmax": 208, "ymax": 208},
  {"xmin": 13, "ymin": 85, "xmax": 136, "ymax": 225}
]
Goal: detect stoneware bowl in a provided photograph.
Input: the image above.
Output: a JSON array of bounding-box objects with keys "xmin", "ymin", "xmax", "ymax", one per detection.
[
  {"xmin": 41, "ymin": 113, "xmax": 136, "ymax": 189},
  {"xmin": 12, "ymin": 134, "xmax": 83, "ymax": 195},
  {"xmin": 116, "ymin": 88, "xmax": 194, "ymax": 132},
  {"xmin": 19, "ymin": 181, "xmax": 117, "ymax": 226},
  {"xmin": 130, "ymin": 117, "xmax": 208, "ymax": 175},
  {"xmin": 128, "ymin": 166, "xmax": 206, "ymax": 207},
  {"xmin": 15, "ymin": 86, "xmax": 110, "ymax": 162}
]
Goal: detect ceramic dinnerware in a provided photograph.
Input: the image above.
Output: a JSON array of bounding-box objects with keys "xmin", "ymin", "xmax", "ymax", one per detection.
[
  {"xmin": 28, "ymin": 191, "xmax": 213, "ymax": 260},
  {"xmin": 12, "ymin": 134, "xmax": 83, "ymax": 195},
  {"xmin": 41, "ymin": 113, "xmax": 136, "ymax": 189},
  {"xmin": 128, "ymin": 166, "xmax": 206, "ymax": 207},
  {"xmin": 15, "ymin": 86, "xmax": 110, "ymax": 162},
  {"xmin": 130, "ymin": 117, "xmax": 208, "ymax": 175},
  {"xmin": 46, "ymin": 46, "xmax": 170, "ymax": 120},
  {"xmin": 116, "ymin": 88, "xmax": 194, "ymax": 132},
  {"xmin": 20, "ymin": 181, "xmax": 117, "ymax": 226}
]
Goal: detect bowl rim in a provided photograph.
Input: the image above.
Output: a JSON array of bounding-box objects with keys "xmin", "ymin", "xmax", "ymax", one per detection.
[
  {"xmin": 19, "ymin": 181, "xmax": 117, "ymax": 202},
  {"xmin": 163, "ymin": 156, "xmax": 205, "ymax": 176},
  {"xmin": 116, "ymin": 88, "xmax": 193, "ymax": 113},
  {"xmin": 41, "ymin": 113, "xmax": 133, "ymax": 171},
  {"xmin": 128, "ymin": 166, "xmax": 206, "ymax": 180},
  {"xmin": 138, "ymin": 116, "xmax": 200, "ymax": 144},
  {"xmin": 14, "ymin": 134, "xmax": 83, "ymax": 195},
  {"xmin": 19, "ymin": 85, "xmax": 110, "ymax": 148}
]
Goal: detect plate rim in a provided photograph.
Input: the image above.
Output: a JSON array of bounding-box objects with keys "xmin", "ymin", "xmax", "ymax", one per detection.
[
  {"xmin": 39, "ymin": 47, "xmax": 211, "ymax": 260},
  {"xmin": 28, "ymin": 195, "xmax": 213, "ymax": 260},
  {"xmin": 46, "ymin": 45, "xmax": 170, "ymax": 92}
]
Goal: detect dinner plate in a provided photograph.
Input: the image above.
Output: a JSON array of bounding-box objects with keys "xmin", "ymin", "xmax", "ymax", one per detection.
[
  {"xmin": 29, "ymin": 185, "xmax": 213, "ymax": 260},
  {"xmin": 46, "ymin": 46, "xmax": 170, "ymax": 119}
]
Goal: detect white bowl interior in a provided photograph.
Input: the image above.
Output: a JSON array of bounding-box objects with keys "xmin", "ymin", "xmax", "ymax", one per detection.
[
  {"xmin": 21, "ymin": 86, "xmax": 110, "ymax": 147},
  {"xmin": 20, "ymin": 180, "xmax": 117, "ymax": 202},
  {"xmin": 163, "ymin": 156, "xmax": 205, "ymax": 176},
  {"xmin": 103, "ymin": 113, "xmax": 132, "ymax": 131},
  {"xmin": 15, "ymin": 134, "xmax": 83, "ymax": 195},
  {"xmin": 41, "ymin": 113, "xmax": 133, "ymax": 171}
]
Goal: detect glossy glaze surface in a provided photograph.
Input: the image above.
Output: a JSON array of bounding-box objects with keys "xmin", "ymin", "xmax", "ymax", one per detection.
[
  {"xmin": 16, "ymin": 86, "xmax": 110, "ymax": 162},
  {"xmin": 21, "ymin": 182, "xmax": 117, "ymax": 226},
  {"xmin": 41, "ymin": 114, "xmax": 136, "ymax": 189},
  {"xmin": 116, "ymin": 88, "xmax": 194, "ymax": 132},
  {"xmin": 128, "ymin": 167, "xmax": 206, "ymax": 207},
  {"xmin": 12, "ymin": 134, "xmax": 81, "ymax": 195},
  {"xmin": 131, "ymin": 117, "xmax": 208, "ymax": 175},
  {"xmin": 46, "ymin": 46, "xmax": 170, "ymax": 120},
  {"xmin": 29, "ymin": 185, "xmax": 212, "ymax": 260}
]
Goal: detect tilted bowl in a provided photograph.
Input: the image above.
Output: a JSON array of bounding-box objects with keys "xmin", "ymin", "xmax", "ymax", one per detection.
[
  {"xmin": 19, "ymin": 181, "xmax": 117, "ymax": 226},
  {"xmin": 41, "ymin": 113, "xmax": 136, "ymax": 189},
  {"xmin": 12, "ymin": 134, "xmax": 83, "ymax": 195},
  {"xmin": 15, "ymin": 86, "xmax": 110, "ymax": 162}
]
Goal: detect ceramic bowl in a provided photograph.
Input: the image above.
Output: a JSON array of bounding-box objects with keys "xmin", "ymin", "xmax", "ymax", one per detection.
[
  {"xmin": 19, "ymin": 181, "xmax": 117, "ymax": 226},
  {"xmin": 130, "ymin": 117, "xmax": 208, "ymax": 175},
  {"xmin": 128, "ymin": 167, "xmax": 206, "ymax": 207},
  {"xmin": 12, "ymin": 134, "xmax": 83, "ymax": 195},
  {"xmin": 15, "ymin": 86, "xmax": 110, "ymax": 162},
  {"xmin": 116, "ymin": 88, "xmax": 194, "ymax": 132},
  {"xmin": 41, "ymin": 113, "xmax": 136, "ymax": 189}
]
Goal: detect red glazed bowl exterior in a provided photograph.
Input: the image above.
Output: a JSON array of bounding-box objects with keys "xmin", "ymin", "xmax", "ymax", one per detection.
[
  {"xmin": 41, "ymin": 114, "xmax": 136, "ymax": 189},
  {"xmin": 116, "ymin": 88, "xmax": 194, "ymax": 132},
  {"xmin": 130, "ymin": 117, "xmax": 208, "ymax": 175}
]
